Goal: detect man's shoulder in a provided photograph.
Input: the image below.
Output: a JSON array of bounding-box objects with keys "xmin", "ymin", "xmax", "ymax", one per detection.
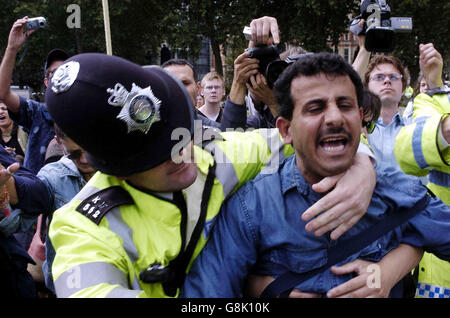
[
  {"xmin": 37, "ymin": 157, "xmax": 80, "ymax": 180},
  {"xmin": 19, "ymin": 95, "xmax": 46, "ymax": 109},
  {"xmin": 374, "ymin": 165, "xmax": 428, "ymax": 206}
]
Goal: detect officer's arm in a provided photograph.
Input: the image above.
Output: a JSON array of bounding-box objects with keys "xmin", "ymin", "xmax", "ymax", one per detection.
[
  {"xmin": 50, "ymin": 206, "xmax": 145, "ymax": 298},
  {"xmin": 182, "ymin": 189, "xmax": 258, "ymax": 297},
  {"xmin": 395, "ymin": 93, "xmax": 450, "ymax": 177},
  {"xmin": 401, "ymin": 197, "xmax": 450, "ymax": 261}
]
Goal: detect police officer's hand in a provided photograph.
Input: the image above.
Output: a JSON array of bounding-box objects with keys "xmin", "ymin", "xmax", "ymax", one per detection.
[
  {"xmin": 301, "ymin": 153, "xmax": 375, "ymax": 240},
  {"xmin": 8, "ymin": 17, "xmax": 35, "ymax": 52},
  {"xmin": 419, "ymin": 43, "xmax": 444, "ymax": 89},
  {"xmin": 327, "ymin": 244, "xmax": 422, "ymax": 298},
  {"xmin": 249, "ymin": 16, "xmax": 280, "ymax": 48},
  {"xmin": 326, "ymin": 259, "xmax": 390, "ymax": 298}
]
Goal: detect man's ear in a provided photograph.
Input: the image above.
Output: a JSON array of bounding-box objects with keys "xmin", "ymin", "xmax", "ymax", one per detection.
[
  {"xmin": 44, "ymin": 77, "xmax": 49, "ymax": 88},
  {"xmin": 276, "ymin": 116, "xmax": 292, "ymax": 145}
]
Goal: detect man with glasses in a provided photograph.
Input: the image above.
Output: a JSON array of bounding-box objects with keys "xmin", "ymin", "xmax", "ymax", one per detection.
[
  {"xmin": 362, "ymin": 55, "xmax": 412, "ymax": 169},
  {"xmin": 0, "ymin": 17, "xmax": 69, "ymax": 175},
  {"xmin": 197, "ymin": 72, "xmax": 227, "ymax": 123}
]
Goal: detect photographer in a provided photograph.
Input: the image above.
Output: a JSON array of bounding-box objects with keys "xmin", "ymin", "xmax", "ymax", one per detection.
[{"xmin": 221, "ymin": 17, "xmax": 284, "ymax": 129}]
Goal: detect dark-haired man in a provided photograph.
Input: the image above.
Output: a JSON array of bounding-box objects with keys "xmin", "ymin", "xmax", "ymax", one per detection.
[{"xmin": 182, "ymin": 53, "xmax": 450, "ymax": 298}]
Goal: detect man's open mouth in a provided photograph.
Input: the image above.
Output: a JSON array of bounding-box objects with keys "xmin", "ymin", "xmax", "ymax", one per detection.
[{"xmin": 319, "ymin": 136, "xmax": 348, "ymax": 152}]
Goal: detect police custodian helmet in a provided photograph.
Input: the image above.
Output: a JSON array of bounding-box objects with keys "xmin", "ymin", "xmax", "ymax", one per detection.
[{"xmin": 45, "ymin": 53, "xmax": 194, "ymax": 176}]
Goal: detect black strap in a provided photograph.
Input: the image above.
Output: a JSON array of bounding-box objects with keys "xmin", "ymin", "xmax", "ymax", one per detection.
[
  {"xmin": 261, "ymin": 194, "xmax": 431, "ymax": 298},
  {"xmin": 163, "ymin": 162, "xmax": 217, "ymax": 296},
  {"xmin": 17, "ymin": 36, "xmax": 29, "ymax": 64}
]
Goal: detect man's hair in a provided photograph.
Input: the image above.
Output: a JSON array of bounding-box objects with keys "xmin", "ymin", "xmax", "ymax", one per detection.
[
  {"xmin": 201, "ymin": 71, "xmax": 224, "ymax": 88},
  {"xmin": 161, "ymin": 58, "xmax": 197, "ymax": 81},
  {"xmin": 362, "ymin": 88, "xmax": 381, "ymax": 122},
  {"xmin": 364, "ymin": 55, "xmax": 408, "ymax": 91},
  {"xmin": 274, "ymin": 53, "xmax": 364, "ymax": 120}
]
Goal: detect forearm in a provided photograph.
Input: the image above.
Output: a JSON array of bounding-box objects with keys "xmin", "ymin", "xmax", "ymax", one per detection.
[
  {"xmin": 0, "ymin": 46, "xmax": 20, "ymax": 112},
  {"xmin": 379, "ymin": 244, "xmax": 423, "ymax": 291},
  {"xmin": 352, "ymin": 47, "xmax": 371, "ymax": 80},
  {"xmin": 229, "ymin": 80, "xmax": 247, "ymax": 105}
]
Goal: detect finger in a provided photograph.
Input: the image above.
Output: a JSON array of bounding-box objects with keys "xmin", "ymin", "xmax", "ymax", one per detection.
[
  {"xmin": 249, "ymin": 74, "xmax": 258, "ymax": 88},
  {"xmin": 250, "ymin": 20, "xmax": 258, "ymax": 44},
  {"xmin": 234, "ymin": 51, "xmax": 250, "ymax": 64},
  {"xmin": 7, "ymin": 163, "xmax": 20, "ymax": 175},
  {"xmin": 327, "ymin": 273, "xmax": 367, "ymax": 298},
  {"xmin": 289, "ymin": 289, "xmax": 321, "ymax": 298},
  {"xmin": 270, "ymin": 18, "xmax": 280, "ymax": 45},
  {"xmin": 330, "ymin": 262, "xmax": 359, "ymax": 276},
  {"xmin": 262, "ymin": 19, "xmax": 271, "ymax": 45},
  {"xmin": 313, "ymin": 208, "xmax": 356, "ymax": 237},
  {"xmin": 330, "ymin": 213, "xmax": 363, "ymax": 240},
  {"xmin": 255, "ymin": 73, "xmax": 264, "ymax": 85},
  {"xmin": 305, "ymin": 201, "xmax": 347, "ymax": 234},
  {"xmin": 311, "ymin": 173, "xmax": 342, "ymax": 193},
  {"xmin": 302, "ymin": 190, "xmax": 340, "ymax": 222}
]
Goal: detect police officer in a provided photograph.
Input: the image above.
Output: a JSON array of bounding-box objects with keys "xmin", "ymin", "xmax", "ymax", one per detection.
[{"xmin": 395, "ymin": 43, "xmax": 450, "ymax": 298}]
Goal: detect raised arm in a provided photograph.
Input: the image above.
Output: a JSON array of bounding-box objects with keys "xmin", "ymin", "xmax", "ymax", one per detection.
[{"xmin": 0, "ymin": 17, "xmax": 34, "ymax": 114}]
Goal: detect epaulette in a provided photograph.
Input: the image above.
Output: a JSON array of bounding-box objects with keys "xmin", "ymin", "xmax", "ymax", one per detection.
[{"xmin": 75, "ymin": 186, "xmax": 134, "ymax": 225}]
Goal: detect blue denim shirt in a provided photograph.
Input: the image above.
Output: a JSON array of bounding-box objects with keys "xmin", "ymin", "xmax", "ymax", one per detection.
[
  {"xmin": 9, "ymin": 97, "xmax": 55, "ymax": 174},
  {"xmin": 37, "ymin": 156, "xmax": 87, "ymax": 292},
  {"xmin": 182, "ymin": 155, "xmax": 450, "ymax": 297}
]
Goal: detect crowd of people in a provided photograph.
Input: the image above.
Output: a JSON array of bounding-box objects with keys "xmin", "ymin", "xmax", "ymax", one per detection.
[{"xmin": 0, "ymin": 15, "xmax": 448, "ymax": 299}]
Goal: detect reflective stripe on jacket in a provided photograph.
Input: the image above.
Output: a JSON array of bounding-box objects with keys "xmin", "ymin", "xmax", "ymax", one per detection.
[{"xmin": 395, "ymin": 92, "xmax": 450, "ymax": 298}]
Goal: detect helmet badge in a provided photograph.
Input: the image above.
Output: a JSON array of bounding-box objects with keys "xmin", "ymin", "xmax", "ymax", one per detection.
[{"xmin": 107, "ymin": 83, "xmax": 161, "ymax": 134}]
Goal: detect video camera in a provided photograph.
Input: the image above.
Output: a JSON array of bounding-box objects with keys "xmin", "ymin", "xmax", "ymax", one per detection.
[{"xmin": 350, "ymin": 0, "xmax": 412, "ymax": 52}]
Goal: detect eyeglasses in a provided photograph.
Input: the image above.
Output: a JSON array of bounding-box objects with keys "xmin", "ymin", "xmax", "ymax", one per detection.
[
  {"xmin": 64, "ymin": 149, "xmax": 85, "ymax": 162},
  {"xmin": 370, "ymin": 73, "xmax": 403, "ymax": 82},
  {"xmin": 203, "ymin": 85, "xmax": 223, "ymax": 91},
  {"xmin": 362, "ymin": 120, "xmax": 376, "ymax": 134}
]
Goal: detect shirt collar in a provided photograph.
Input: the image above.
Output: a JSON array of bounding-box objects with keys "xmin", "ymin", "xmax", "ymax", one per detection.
[
  {"xmin": 280, "ymin": 155, "xmax": 323, "ymax": 201},
  {"xmin": 376, "ymin": 112, "xmax": 403, "ymax": 126}
]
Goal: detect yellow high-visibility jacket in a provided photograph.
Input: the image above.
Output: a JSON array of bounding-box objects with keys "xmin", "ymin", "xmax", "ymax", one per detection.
[
  {"xmin": 395, "ymin": 91, "xmax": 450, "ymax": 298},
  {"xmin": 49, "ymin": 129, "xmax": 292, "ymax": 298}
]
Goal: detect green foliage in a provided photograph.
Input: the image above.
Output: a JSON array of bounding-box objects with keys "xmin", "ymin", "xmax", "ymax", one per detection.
[{"xmin": 0, "ymin": 0, "xmax": 447, "ymax": 92}]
